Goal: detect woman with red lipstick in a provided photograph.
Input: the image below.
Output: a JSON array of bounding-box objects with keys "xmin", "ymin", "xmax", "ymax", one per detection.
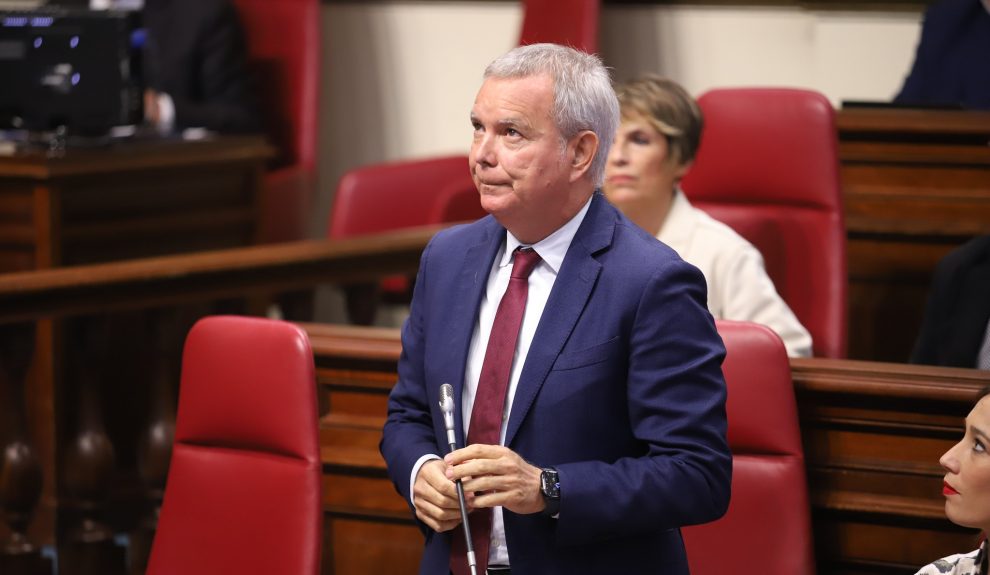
[
  {"xmin": 916, "ymin": 386, "xmax": 990, "ymax": 574},
  {"xmin": 603, "ymin": 75, "xmax": 812, "ymax": 357}
]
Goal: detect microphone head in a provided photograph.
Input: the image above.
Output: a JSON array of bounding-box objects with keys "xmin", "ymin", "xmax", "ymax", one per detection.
[{"xmin": 438, "ymin": 383, "xmax": 455, "ymax": 415}]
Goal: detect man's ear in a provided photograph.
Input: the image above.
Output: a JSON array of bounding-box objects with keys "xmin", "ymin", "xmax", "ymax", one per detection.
[{"xmin": 568, "ymin": 131, "xmax": 599, "ymax": 183}]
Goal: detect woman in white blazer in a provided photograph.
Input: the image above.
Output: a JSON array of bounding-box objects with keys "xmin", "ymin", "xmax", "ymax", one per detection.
[{"xmin": 603, "ymin": 75, "xmax": 812, "ymax": 357}]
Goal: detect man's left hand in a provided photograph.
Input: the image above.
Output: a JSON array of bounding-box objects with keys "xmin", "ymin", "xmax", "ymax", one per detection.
[{"xmin": 444, "ymin": 444, "xmax": 546, "ymax": 515}]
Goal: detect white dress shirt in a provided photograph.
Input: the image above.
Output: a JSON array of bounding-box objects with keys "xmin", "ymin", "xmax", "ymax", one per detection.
[{"xmin": 409, "ymin": 195, "xmax": 592, "ymax": 568}]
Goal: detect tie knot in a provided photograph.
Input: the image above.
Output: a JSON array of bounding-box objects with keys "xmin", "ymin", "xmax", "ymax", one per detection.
[{"xmin": 511, "ymin": 247, "xmax": 542, "ymax": 280}]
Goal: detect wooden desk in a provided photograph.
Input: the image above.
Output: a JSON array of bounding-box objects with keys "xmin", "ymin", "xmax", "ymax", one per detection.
[
  {"xmin": 0, "ymin": 135, "xmax": 272, "ymax": 271},
  {"xmin": 837, "ymin": 108, "xmax": 990, "ymax": 362}
]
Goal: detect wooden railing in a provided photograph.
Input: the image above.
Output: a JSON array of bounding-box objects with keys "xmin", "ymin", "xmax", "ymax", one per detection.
[{"xmin": 0, "ymin": 228, "xmax": 436, "ymax": 575}]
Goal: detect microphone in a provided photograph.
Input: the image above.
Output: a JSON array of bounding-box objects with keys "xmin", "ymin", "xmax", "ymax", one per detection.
[{"xmin": 438, "ymin": 383, "xmax": 478, "ymax": 575}]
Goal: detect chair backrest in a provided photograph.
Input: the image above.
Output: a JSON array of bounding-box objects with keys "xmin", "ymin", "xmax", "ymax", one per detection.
[
  {"xmin": 324, "ymin": 0, "xmax": 598, "ymax": 242},
  {"xmin": 233, "ymin": 0, "xmax": 320, "ymax": 243},
  {"xmin": 682, "ymin": 319, "xmax": 815, "ymax": 575},
  {"xmin": 681, "ymin": 88, "xmax": 847, "ymax": 358},
  {"xmin": 519, "ymin": 0, "xmax": 600, "ymax": 54},
  {"xmin": 328, "ymin": 155, "xmax": 484, "ymax": 239},
  {"xmin": 146, "ymin": 316, "xmax": 321, "ymax": 575}
]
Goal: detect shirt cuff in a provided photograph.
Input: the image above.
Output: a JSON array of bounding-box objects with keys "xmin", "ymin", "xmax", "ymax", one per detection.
[{"xmin": 156, "ymin": 92, "xmax": 175, "ymax": 134}]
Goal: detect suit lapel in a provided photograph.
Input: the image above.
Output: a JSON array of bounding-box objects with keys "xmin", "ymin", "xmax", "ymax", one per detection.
[{"xmin": 504, "ymin": 194, "xmax": 615, "ymax": 447}]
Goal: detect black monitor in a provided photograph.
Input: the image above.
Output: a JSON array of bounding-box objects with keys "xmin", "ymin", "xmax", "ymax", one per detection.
[{"xmin": 0, "ymin": 9, "xmax": 140, "ymax": 136}]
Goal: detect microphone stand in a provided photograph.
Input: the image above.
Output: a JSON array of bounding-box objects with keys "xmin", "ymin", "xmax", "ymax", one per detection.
[
  {"xmin": 439, "ymin": 383, "xmax": 478, "ymax": 575},
  {"xmin": 447, "ymin": 438, "xmax": 478, "ymax": 575}
]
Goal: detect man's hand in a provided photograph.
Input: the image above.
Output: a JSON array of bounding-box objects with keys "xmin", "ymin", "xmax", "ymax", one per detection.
[
  {"xmin": 413, "ymin": 459, "xmax": 464, "ymax": 533},
  {"xmin": 144, "ymin": 89, "xmax": 161, "ymax": 126},
  {"xmin": 445, "ymin": 444, "xmax": 545, "ymax": 515}
]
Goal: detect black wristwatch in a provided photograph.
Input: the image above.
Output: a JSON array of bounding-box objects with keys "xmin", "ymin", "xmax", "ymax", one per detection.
[{"xmin": 539, "ymin": 467, "xmax": 560, "ymax": 517}]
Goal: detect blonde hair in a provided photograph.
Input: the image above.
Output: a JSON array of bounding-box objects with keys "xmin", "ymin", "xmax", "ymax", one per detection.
[{"xmin": 614, "ymin": 75, "xmax": 703, "ymax": 167}]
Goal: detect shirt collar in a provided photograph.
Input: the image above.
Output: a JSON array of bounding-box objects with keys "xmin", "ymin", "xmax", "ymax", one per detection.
[{"xmin": 500, "ymin": 194, "xmax": 594, "ymax": 274}]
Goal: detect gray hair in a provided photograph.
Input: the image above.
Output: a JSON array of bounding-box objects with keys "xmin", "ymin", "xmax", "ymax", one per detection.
[{"xmin": 484, "ymin": 43, "xmax": 619, "ymax": 187}]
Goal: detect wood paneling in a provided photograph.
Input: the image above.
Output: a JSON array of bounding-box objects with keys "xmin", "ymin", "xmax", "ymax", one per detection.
[{"xmin": 838, "ymin": 108, "xmax": 990, "ymax": 362}]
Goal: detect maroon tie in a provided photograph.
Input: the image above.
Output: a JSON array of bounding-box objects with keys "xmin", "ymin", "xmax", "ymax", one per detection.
[{"xmin": 450, "ymin": 247, "xmax": 542, "ymax": 575}]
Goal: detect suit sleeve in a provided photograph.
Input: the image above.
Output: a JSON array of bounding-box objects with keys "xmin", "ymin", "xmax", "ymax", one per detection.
[
  {"xmin": 554, "ymin": 258, "xmax": 732, "ymax": 545},
  {"xmin": 380, "ymin": 239, "xmax": 444, "ymax": 518}
]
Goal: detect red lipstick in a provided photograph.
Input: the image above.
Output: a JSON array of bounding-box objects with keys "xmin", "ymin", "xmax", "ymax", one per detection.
[{"xmin": 943, "ymin": 482, "xmax": 959, "ymax": 496}]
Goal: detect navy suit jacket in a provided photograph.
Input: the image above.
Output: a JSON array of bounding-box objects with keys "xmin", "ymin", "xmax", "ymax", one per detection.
[
  {"xmin": 380, "ymin": 193, "xmax": 731, "ymax": 574},
  {"xmin": 895, "ymin": 0, "xmax": 990, "ymax": 110},
  {"xmin": 912, "ymin": 235, "xmax": 990, "ymax": 367}
]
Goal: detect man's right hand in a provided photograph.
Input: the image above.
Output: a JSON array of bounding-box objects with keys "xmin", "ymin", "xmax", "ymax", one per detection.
[{"xmin": 413, "ymin": 458, "xmax": 465, "ymax": 533}]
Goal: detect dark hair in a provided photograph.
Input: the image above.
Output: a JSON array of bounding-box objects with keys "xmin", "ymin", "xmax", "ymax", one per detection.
[{"xmin": 974, "ymin": 386, "xmax": 990, "ymax": 574}]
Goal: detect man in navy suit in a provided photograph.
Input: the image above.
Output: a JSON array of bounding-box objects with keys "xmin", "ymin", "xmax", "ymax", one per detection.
[
  {"xmin": 380, "ymin": 43, "xmax": 731, "ymax": 574},
  {"xmin": 894, "ymin": 0, "xmax": 990, "ymax": 110}
]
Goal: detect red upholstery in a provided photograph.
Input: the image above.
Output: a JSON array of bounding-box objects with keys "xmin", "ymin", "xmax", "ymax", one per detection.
[
  {"xmin": 324, "ymin": 3, "xmax": 600, "ymax": 320},
  {"xmin": 519, "ymin": 0, "xmax": 600, "ymax": 53},
  {"xmin": 233, "ymin": 0, "xmax": 320, "ymax": 244},
  {"xmin": 328, "ymin": 155, "xmax": 482, "ymax": 240},
  {"xmin": 683, "ymin": 319, "xmax": 815, "ymax": 575},
  {"xmin": 146, "ymin": 316, "xmax": 321, "ymax": 575},
  {"xmin": 328, "ymin": 156, "xmax": 484, "ymax": 306},
  {"xmin": 681, "ymin": 88, "xmax": 847, "ymax": 358},
  {"xmin": 325, "ymin": 0, "xmax": 601, "ymax": 240}
]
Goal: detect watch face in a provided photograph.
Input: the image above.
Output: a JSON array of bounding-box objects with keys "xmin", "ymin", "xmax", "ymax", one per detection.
[{"xmin": 541, "ymin": 469, "xmax": 560, "ymax": 499}]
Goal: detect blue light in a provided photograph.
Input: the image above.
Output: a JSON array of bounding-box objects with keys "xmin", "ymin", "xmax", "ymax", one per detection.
[
  {"xmin": 70, "ymin": 36, "xmax": 79, "ymax": 49},
  {"xmin": 33, "ymin": 37, "xmax": 42, "ymax": 49},
  {"xmin": 3, "ymin": 17, "xmax": 29, "ymax": 27},
  {"xmin": 30, "ymin": 17, "xmax": 54, "ymax": 28},
  {"xmin": 71, "ymin": 73, "xmax": 80, "ymax": 86}
]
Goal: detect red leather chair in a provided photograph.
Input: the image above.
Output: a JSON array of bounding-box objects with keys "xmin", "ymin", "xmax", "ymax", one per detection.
[
  {"xmin": 324, "ymin": 2, "xmax": 601, "ymax": 323},
  {"xmin": 682, "ymin": 319, "xmax": 815, "ymax": 575},
  {"xmin": 519, "ymin": 0, "xmax": 600, "ymax": 53},
  {"xmin": 328, "ymin": 156, "xmax": 484, "ymax": 323},
  {"xmin": 681, "ymin": 88, "xmax": 847, "ymax": 358},
  {"xmin": 146, "ymin": 316, "xmax": 321, "ymax": 575},
  {"xmin": 325, "ymin": 0, "xmax": 600, "ymax": 242},
  {"xmin": 233, "ymin": 0, "xmax": 320, "ymax": 244},
  {"xmin": 328, "ymin": 155, "xmax": 482, "ymax": 240}
]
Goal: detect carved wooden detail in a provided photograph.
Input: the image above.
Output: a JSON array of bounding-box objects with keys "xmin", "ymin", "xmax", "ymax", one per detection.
[{"xmin": 0, "ymin": 322, "xmax": 51, "ymax": 575}]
